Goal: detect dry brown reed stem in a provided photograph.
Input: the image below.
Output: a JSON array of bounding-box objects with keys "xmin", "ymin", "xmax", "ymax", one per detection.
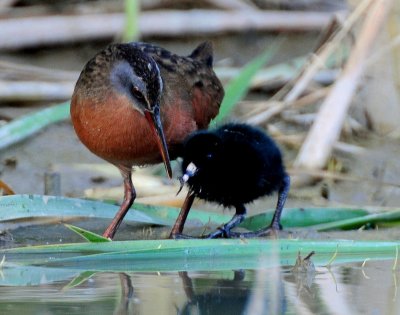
[
  {"xmin": 0, "ymin": 60, "xmax": 78, "ymax": 81},
  {"xmin": 0, "ymin": 60, "xmax": 77, "ymax": 101},
  {"xmin": 289, "ymin": 86, "xmax": 331, "ymax": 109},
  {"xmin": 275, "ymin": 132, "xmax": 366, "ymax": 156},
  {"xmin": 282, "ymin": 113, "xmax": 365, "ymax": 134},
  {"xmin": 366, "ymin": 34, "xmax": 400, "ymax": 67},
  {"xmin": 245, "ymin": 101, "xmax": 286, "ymax": 125},
  {"xmin": 204, "ymin": 0, "xmax": 258, "ymax": 11},
  {"xmin": 216, "ymin": 63, "xmax": 318, "ymax": 90},
  {"xmin": 0, "ymin": 10, "xmax": 336, "ymax": 50},
  {"xmin": 0, "ymin": 63, "xmax": 328, "ymax": 102},
  {"xmin": 244, "ymin": 86, "xmax": 331, "ymax": 124},
  {"xmin": 245, "ymin": 0, "xmax": 372, "ymax": 126},
  {"xmin": 293, "ymin": 0, "xmax": 394, "ymax": 183},
  {"xmin": 288, "ymin": 168, "xmax": 400, "ymax": 188},
  {"xmin": 283, "ymin": 0, "xmax": 373, "ymax": 103},
  {"xmin": 0, "ymin": 80, "xmax": 74, "ymax": 102}
]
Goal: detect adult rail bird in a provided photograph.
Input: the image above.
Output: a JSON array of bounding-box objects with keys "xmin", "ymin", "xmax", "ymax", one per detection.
[
  {"xmin": 170, "ymin": 123, "xmax": 290, "ymax": 239},
  {"xmin": 71, "ymin": 42, "xmax": 224, "ymax": 239}
]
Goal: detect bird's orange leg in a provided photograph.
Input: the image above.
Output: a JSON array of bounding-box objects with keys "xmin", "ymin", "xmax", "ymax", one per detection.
[
  {"xmin": 169, "ymin": 191, "xmax": 195, "ymax": 239},
  {"xmin": 103, "ymin": 166, "xmax": 136, "ymax": 239}
]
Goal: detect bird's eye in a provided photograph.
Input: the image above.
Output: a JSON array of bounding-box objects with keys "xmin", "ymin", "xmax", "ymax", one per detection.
[{"xmin": 132, "ymin": 87, "xmax": 145, "ymax": 101}]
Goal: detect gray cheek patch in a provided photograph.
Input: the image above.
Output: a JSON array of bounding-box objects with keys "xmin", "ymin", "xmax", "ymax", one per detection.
[{"xmin": 110, "ymin": 61, "xmax": 147, "ymax": 110}]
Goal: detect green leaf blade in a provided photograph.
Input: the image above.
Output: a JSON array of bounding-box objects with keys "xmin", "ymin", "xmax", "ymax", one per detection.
[
  {"xmin": 0, "ymin": 194, "xmax": 171, "ymax": 226},
  {"xmin": 241, "ymin": 207, "xmax": 370, "ymax": 230},
  {"xmin": 3, "ymin": 239, "xmax": 400, "ymax": 274},
  {"xmin": 64, "ymin": 224, "xmax": 110, "ymax": 243},
  {"xmin": 0, "ymin": 102, "xmax": 70, "ymax": 151},
  {"xmin": 63, "ymin": 271, "xmax": 97, "ymax": 290}
]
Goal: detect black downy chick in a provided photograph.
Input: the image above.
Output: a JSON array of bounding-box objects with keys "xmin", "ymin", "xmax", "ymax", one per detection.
[{"xmin": 170, "ymin": 123, "xmax": 290, "ymax": 239}]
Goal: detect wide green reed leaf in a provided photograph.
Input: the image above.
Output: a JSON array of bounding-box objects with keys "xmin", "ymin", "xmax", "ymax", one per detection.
[
  {"xmin": 1, "ymin": 239, "xmax": 398, "ymax": 287},
  {"xmin": 3, "ymin": 194, "xmax": 398, "ymax": 233},
  {"xmin": 0, "ymin": 102, "xmax": 69, "ymax": 151},
  {"xmin": 0, "ymin": 194, "xmax": 170, "ymax": 226}
]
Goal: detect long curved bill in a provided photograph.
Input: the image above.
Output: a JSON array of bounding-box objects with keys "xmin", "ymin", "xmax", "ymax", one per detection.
[{"xmin": 144, "ymin": 107, "xmax": 172, "ymax": 179}]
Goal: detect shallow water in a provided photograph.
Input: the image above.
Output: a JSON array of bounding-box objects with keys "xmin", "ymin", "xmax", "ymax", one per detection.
[
  {"xmin": 0, "ymin": 260, "xmax": 398, "ymax": 315},
  {"xmin": 1, "ymin": 214, "xmax": 400, "ymax": 314}
]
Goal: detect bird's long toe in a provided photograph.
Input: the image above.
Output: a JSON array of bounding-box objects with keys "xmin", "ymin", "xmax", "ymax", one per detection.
[
  {"xmin": 254, "ymin": 226, "xmax": 280, "ymax": 238},
  {"xmin": 206, "ymin": 226, "xmax": 231, "ymax": 239},
  {"xmin": 223, "ymin": 225, "xmax": 282, "ymax": 239}
]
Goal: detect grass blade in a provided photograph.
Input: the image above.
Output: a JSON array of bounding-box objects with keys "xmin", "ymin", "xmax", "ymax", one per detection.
[
  {"xmin": 2, "ymin": 195, "xmax": 399, "ymax": 233},
  {"xmin": 211, "ymin": 39, "xmax": 284, "ymax": 126},
  {"xmin": 63, "ymin": 271, "xmax": 97, "ymax": 290},
  {"xmin": 0, "ymin": 195, "xmax": 400, "ymax": 231},
  {"xmin": 0, "ymin": 194, "xmax": 170, "ymax": 226},
  {"xmin": 123, "ymin": 0, "xmax": 139, "ymax": 42},
  {"xmin": 0, "ymin": 102, "xmax": 70, "ymax": 150},
  {"xmin": 241, "ymin": 207, "xmax": 369, "ymax": 230},
  {"xmin": 3, "ymin": 239, "xmax": 399, "ymax": 274},
  {"xmin": 64, "ymin": 224, "xmax": 110, "ymax": 243},
  {"xmin": 309, "ymin": 210, "xmax": 400, "ymax": 231}
]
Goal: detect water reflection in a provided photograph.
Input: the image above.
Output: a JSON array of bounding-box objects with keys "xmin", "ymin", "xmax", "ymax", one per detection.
[
  {"xmin": 0, "ymin": 260, "xmax": 399, "ymax": 314},
  {"xmin": 114, "ymin": 273, "xmax": 135, "ymax": 315},
  {"xmin": 179, "ymin": 270, "xmax": 254, "ymax": 315}
]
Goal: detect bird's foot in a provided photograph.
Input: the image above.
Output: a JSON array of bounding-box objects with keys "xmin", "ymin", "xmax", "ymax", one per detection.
[
  {"xmin": 205, "ymin": 226, "xmax": 233, "ymax": 239},
  {"xmin": 225, "ymin": 223, "xmax": 282, "ymax": 239},
  {"xmin": 205, "ymin": 213, "xmax": 246, "ymax": 239},
  {"xmin": 255, "ymin": 220, "xmax": 282, "ymax": 237},
  {"xmin": 253, "ymin": 226, "xmax": 280, "ymax": 238}
]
